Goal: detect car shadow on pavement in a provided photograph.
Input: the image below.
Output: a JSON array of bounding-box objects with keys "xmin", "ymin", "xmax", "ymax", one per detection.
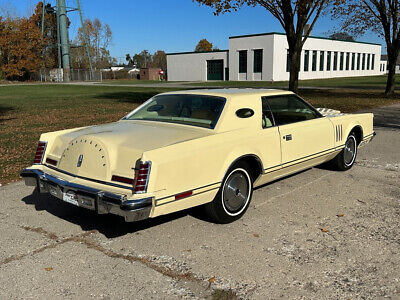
[{"xmin": 22, "ymin": 192, "xmax": 193, "ymax": 238}]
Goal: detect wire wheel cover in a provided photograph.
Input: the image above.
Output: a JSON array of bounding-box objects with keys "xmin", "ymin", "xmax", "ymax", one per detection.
[
  {"xmin": 223, "ymin": 171, "xmax": 250, "ymax": 213},
  {"xmin": 344, "ymin": 137, "xmax": 356, "ymax": 165}
]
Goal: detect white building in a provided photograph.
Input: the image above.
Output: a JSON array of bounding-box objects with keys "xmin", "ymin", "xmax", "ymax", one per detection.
[{"xmin": 167, "ymin": 32, "xmax": 387, "ymax": 81}]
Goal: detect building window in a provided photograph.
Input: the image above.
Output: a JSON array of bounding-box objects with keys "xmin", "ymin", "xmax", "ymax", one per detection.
[
  {"xmin": 362, "ymin": 53, "xmax": 366, "ymax": 70},
  {"xmin": 319, "ymin": 51, "xmax": 324, "ymax": 71},
  {"xmin": 357, "ymin": 53, "xmax": 361, "ymax": 70},
  {"xmin": 239, "ymin": 50, "xmax": 247, "ymax": 73},
  {"xmin": 372, "ymin": 54, "xmax": 375, "ymax": 70},
  {"xmin": 340, "ymin": 52, "xmax": 344, "ymax": 70},
  {"xmin": 346, "ymin": 53, "xmax": 350, "ymax": 70},
  {"xmin": 253, "ymin": 49, "xmax": 263, "ymax": 73},
  {"xmin": 304, "ymin": 50, "xmax": 309, "ymax": 72},
  {"xmin": 312, "ymin": 50, "xmax": 317, "ymax": 71},
  {"xmin": 286, "ymin": 50, "xmax": 291, "ymax": 72},
  {"xmin": 367, "ymin": 53, "xmax": 371, "ymax": 70},
  {"xmin": 327, "ymin": 51, "xmax": 331, "ymax": 71},
  {"xmin": 333, "ymin": 52, "xmax": 338, "ymax": 71},
  {"xmin": 351, "ymin": 53, "xmax": 355, "ymax": 70}
]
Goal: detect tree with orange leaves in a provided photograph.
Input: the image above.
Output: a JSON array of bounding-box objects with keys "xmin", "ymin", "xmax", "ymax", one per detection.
[{"xmin": 0, "ymin": 16, "xmax": 43, "ymax": 80}]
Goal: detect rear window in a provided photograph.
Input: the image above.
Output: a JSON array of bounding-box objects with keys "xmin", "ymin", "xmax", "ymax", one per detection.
[{"xmin": 125, "ymin": 94, "xmax": 226, "ymax": 129}]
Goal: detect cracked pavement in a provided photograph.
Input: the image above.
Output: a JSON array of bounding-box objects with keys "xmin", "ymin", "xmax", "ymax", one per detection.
[{"xmin": 0, "ymin": 104, "xmax": 399, "ymax": 299}]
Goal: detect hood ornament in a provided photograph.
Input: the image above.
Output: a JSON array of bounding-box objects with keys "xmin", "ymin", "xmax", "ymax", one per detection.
[{"xmin": 77, "ymin": 154, "xmax": 84, "ymax": 167}]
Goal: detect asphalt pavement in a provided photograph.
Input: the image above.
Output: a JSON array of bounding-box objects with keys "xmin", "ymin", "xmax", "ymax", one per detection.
[{"xmin": 0, "ymin": 104, "xmax": 399, "ymax": 299}]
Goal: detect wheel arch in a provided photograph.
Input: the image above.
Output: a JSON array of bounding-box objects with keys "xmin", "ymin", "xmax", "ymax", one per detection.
[
  {"xmin": 223, "ymin": 154, "xmax": 264, "ymax": 183},
  {"xmin": 349, "ymin": 125, "xmax": 363, "ymax": 145}
]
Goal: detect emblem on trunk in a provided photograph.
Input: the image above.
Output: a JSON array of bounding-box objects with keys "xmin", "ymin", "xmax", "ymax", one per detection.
[{"xmin": 77, "ymin": 154, "xmax": 84, "ymax": 167}]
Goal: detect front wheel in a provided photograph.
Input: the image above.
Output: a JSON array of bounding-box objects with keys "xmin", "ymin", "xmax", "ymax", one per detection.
[
  {"xmin": 204, "ymin": 161, "xmax": 253, "ymax": 223},
  {"xmin": 330, "ymin": 133, "xmax": 358, "ymax": 171}
]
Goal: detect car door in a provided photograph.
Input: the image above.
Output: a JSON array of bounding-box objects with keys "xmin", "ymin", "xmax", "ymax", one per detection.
[{"xmin": 263, "ymin": 94, "xmax": 334, "ymax": 167}]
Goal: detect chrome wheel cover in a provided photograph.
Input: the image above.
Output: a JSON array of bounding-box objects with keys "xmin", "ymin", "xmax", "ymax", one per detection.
[
  {"xmin": 222, "ymin": 170, "xmax": 250, "ymax": 215},
  {"xmin": 344, "ymin": 136, "xmax": 356, "ymax": 166}
]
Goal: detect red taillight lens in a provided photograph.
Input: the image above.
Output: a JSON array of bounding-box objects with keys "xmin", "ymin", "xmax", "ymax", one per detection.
[
  {"xmin": 111, "ymin": 175, "xmax": 134, "ymax": 185},
  {"xmin": 33, "ymin": 141, "xmax": 47, "ymax": 164},
  {"xmin": 45, "ymin": 158, "xmax": 58, "ymax": 166},
  {"xmin": 133, "ymin": 161, "xmax": 151, "ymax": 193}
]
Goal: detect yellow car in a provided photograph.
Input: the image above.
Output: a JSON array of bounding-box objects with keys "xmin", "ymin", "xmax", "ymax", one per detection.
[{"xmin": 21, "ymin": 89, "xmax": 375, "ymax": 223}]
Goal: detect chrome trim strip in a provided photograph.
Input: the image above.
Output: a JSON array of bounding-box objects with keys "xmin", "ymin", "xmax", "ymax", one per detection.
[
  {"xmin": 264, "ymin": 146, "xmax": 340, "ymax": 172},
  {"xmin": 156, "ymin": 186, "xmax": 220, "ymax": 207},
  {"xmin": 155, "ymin": 181, "xmax": 221, "ymax": 206}
]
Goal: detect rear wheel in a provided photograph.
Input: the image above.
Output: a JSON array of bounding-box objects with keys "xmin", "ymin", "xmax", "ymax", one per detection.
[
  {"xmin": 205, "ymin": 161, "xmax": 253, "ymax": 223},
  {"xmin": 330, "ymin": 133, "xmax": 358, "ymax": 171}
]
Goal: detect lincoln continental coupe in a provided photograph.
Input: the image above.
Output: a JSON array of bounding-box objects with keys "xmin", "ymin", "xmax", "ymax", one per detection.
[{"xmin": 21, "ymin": 89, "xmax": 375, "ymax": 223}]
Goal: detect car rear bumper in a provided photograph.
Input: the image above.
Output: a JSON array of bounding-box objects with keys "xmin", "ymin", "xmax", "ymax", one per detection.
[{"xmin": 20, "ymin": 168, "xmax": 152, "ymax": 222}]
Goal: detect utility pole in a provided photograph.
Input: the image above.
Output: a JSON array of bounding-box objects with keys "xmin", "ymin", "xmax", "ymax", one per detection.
[{"xmin": 57, "ymin": 0, "xmax": 71, "ymax": 81}]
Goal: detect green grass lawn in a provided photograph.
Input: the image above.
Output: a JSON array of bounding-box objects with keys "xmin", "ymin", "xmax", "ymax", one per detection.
[
  {"xmin": 181, "ymin": 75, "xmax": 399, "ymax": 89},
  {"xmin": 0, "ymin": 85, "xmax": 177, "ymax": 184},
  {"xmin": 0, "ymin": 83, "xmax": 399, "ymax": 184}
]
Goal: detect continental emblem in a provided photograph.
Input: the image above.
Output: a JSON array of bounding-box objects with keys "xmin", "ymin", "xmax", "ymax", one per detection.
[{"xmin": 77, "ymin": 154, "xmax": 84, "ymax": 167}]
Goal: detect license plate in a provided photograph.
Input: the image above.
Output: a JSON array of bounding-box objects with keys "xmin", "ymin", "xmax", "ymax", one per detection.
[{"xmin": 63, "ymin": 191, "xmax": 79, "ymax": 206}]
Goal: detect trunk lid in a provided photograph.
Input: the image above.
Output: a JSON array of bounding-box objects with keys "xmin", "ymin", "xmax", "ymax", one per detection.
[{"xmin": 52, "ymin": 120, "xmax": 212, "ymax": 183}]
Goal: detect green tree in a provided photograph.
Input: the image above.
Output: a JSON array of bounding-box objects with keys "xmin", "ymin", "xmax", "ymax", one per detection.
[
  {"xmin": 195, "ymin": 38, "xmax": 213, "ymax": 51},
  {"xmin": 329, "ymin": 32, "xmax": 354, "ymax": 41},
  {"xmin": 194, "ymin": 0, "xmax": 331, "ymax": 93},
  {"xmin": 30, "ymin": 2, "xmax": 58, "ymax": 69},
  {"xmin": 134, "ymin": 50, "xmax": 152, "ymax": 68},
  {"xmin": 152, "ymin": 50, "xmax": 167, "ymax": 70},
  {"xmin": 72, "ymin": 18, "xmax": 114, "ymax": 69},
  {"xmin": 332, "ymin": 0, "xmax": 400, "ymax": 95},
  {"xmin": 126, "ymin": 53, "xmax": 134, "ymax": 66}
]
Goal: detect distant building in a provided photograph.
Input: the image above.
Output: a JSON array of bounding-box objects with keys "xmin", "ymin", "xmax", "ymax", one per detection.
[
  {"xmin": 167, "ymin": 32, "xmax": 387, "ymax": 81},
  {"xmin": 139, "ymin": 68, "xmax": 161, "ymax": 80}
]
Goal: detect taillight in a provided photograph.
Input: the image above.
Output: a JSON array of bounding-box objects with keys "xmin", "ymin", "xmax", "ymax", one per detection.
[
  {"xmin": 45, "ymin": 158, "xmax": 58, "ymax": 166},
  {"xmin": 111, "ymin": 175, "xmax": 134, "ymax": 185},
  {"xmin": 133, "ymin": 161, "xmax": 151, "ymax": 193},
  {"xmin": 33, "ymin": 141, "xmax": 47, "ymax": 164}
]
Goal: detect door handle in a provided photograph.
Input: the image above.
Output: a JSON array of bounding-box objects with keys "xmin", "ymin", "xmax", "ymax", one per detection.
[{"xmin": 283, "ymin": 134, "xmax": 292, "ymax": 141}]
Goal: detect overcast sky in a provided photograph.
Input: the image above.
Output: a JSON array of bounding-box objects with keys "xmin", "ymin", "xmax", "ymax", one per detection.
[{"xmin": 2, "ymin": 0, "xmax": 386, "ymax": 63}]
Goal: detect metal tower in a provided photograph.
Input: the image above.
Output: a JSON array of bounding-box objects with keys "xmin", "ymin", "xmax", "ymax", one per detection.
[{"xmin": 41, "ymin": 0, "xmax": 93, "ymax": 82}]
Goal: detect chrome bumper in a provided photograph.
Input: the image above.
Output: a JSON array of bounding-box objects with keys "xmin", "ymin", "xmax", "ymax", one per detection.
[{"xmin": 20, "ymin": 169, "xmax": 152, "ymax": 222}]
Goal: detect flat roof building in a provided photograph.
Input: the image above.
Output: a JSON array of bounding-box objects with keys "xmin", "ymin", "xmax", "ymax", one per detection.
[{"xmin": 167, "ymin": 32, "xmax": 386, "ymax": 82}]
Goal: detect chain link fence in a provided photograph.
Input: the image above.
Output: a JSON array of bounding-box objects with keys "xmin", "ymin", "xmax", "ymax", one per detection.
[{"xmin": 32, "ymin": 69, "xmax": 102, "ymax": 82}]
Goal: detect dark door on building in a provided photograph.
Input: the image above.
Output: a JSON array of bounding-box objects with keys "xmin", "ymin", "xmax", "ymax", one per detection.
[{"xmin": 207, "ymin": 60, "xmax": 223, "ymax": 80}]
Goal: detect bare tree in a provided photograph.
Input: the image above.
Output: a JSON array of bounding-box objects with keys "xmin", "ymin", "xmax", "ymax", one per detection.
[
  {"xmin": 332, "ymin": 0, "xmax": 400, "ymax": 95},
  {"xmin": 194, "ymin": 0, "xmax": 330, "ymax": 92}
]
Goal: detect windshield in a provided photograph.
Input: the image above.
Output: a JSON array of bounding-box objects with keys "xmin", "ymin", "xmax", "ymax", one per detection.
[{"xmin": 124, "ymin": 94, "xmax": 226, "ymax": 129}]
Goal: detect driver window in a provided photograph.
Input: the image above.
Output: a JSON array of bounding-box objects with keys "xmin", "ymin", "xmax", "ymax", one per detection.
[{"xmin": 264, "ymin": 95, "xmax": 320, "ymax": 126}]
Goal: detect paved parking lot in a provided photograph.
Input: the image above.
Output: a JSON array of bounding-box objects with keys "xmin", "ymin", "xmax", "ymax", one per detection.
[{"xmin": 0, "ymin": 105, "xmax": 399, "ymax": 299}]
